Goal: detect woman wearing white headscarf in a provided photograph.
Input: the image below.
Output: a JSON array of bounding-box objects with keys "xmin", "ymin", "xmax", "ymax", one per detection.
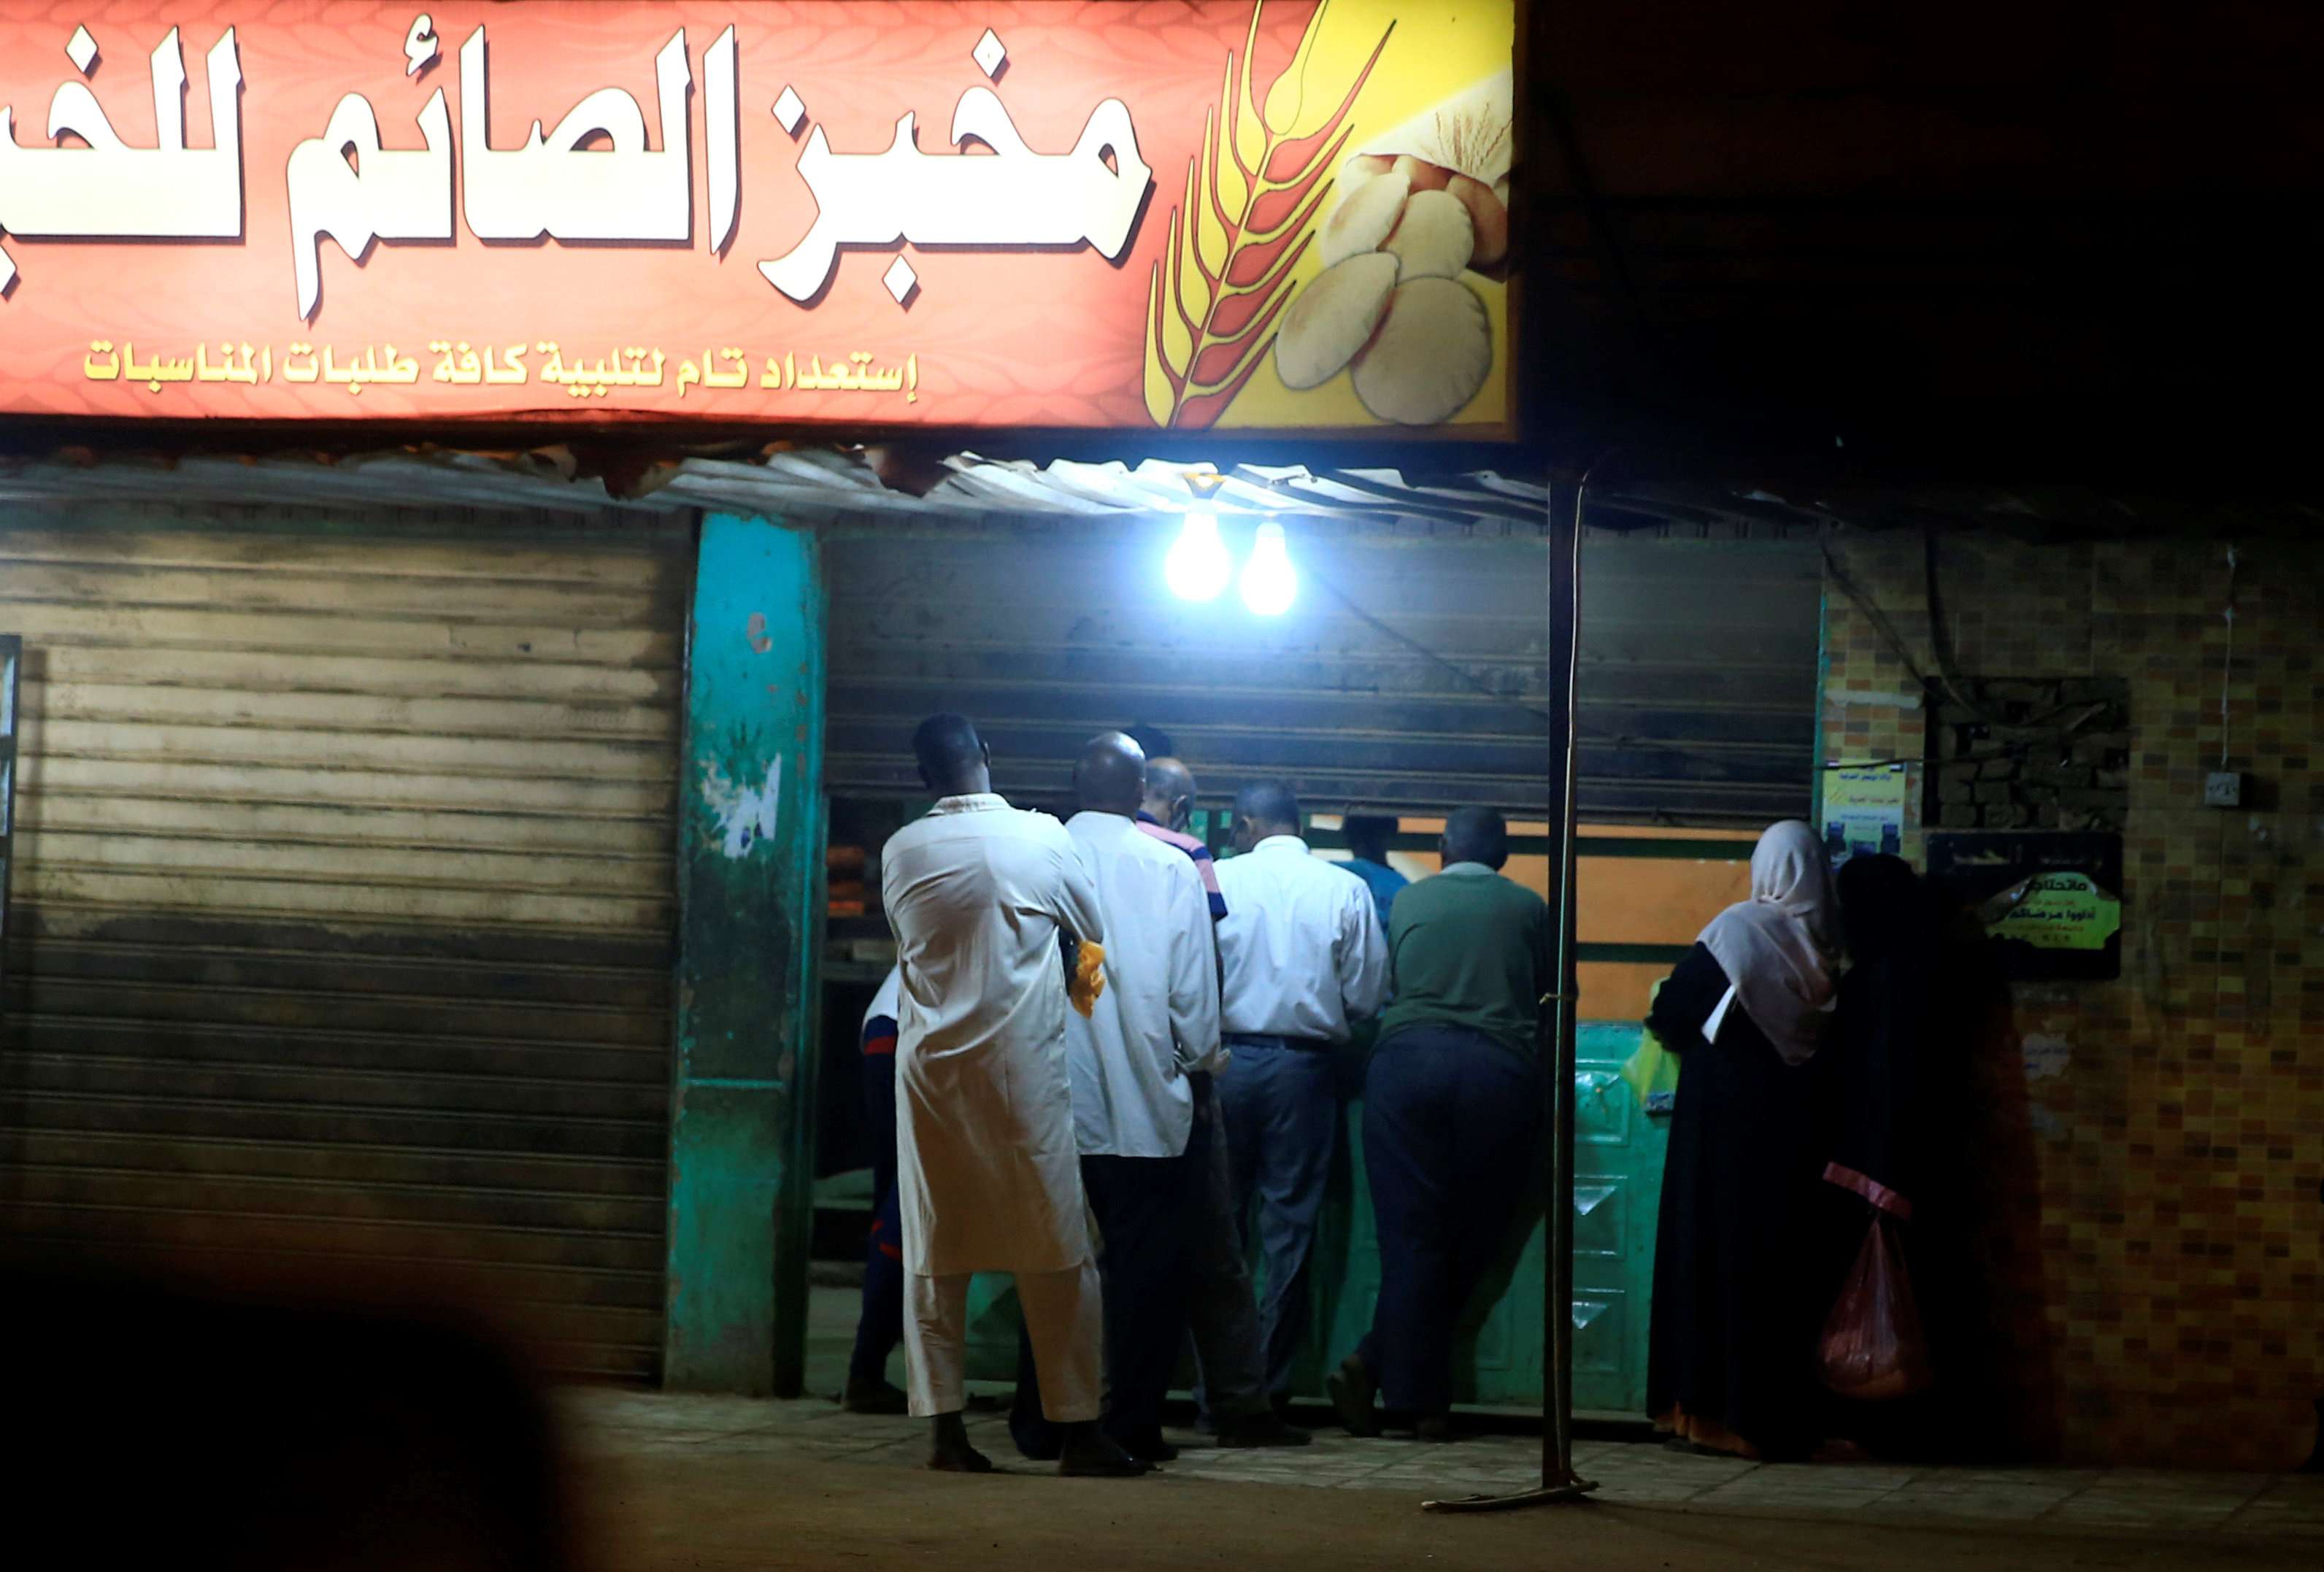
[{"xmin": 1644, "ymin": 821, "xmax": 1842, "ymax": 1457}]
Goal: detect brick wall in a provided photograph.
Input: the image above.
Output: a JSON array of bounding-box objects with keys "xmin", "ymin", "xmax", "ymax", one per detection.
[{"xmin": 1820, "ymin": 527, "xmax": 2323, "ymax": 1471}]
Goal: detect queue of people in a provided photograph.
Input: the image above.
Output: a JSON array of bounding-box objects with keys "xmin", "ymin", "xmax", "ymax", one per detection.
[
  {"xmin": 847, "ymin": 714, "xmax": 1551, "ymax": 1473},
  {"xmin": 846, "ymin": 720, "xmax": 1972, "ymax": 1474}
]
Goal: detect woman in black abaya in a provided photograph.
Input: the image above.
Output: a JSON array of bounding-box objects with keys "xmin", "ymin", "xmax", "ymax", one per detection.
[
  {"xmin": 1645, "ymin": 820, "xmax": 1841, "ymax": 1459},
  {"xmin": 1825, "ymin": 853, "xmax": 1996, "ymax": 1460}
]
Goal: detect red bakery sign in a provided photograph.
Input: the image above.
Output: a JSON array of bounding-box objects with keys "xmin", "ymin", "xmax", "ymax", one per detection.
[{"xmin": 0, "ymin": 0, "xmax": 1515, "ymax": 431}]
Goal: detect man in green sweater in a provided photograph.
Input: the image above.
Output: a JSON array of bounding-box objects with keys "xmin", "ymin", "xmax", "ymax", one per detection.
[{"xmin": 1327, "ymin": 806, "xmax": 1547, "ymax": 1441}]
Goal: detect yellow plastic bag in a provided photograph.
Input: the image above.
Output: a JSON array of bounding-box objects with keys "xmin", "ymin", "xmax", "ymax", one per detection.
[
  {"xmin": 1620, "ymin": 978, "xmax": 1681, "ymax": 1113},
  {"xmin": 1067, "ymin": 939, "xmax": 1107, "ymax": 1018}
]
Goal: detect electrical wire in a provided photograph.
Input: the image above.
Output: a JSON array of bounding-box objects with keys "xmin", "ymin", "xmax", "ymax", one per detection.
[
  {"xmin": 1819, "ymin": 533, "xmax": 1939, "ymax": 696},
  {"xmin": 1824, "ymin": 526, "xmax": 2117, "ymax": 782},
  {"xmin": 2210, "ymin": 544, "xmax": 2239, "ymax": 1055},
  {"xmin": 1921, "ymin": 525, "xmax": 2114, "ymax": 735},
  {"xmin": 1304, "ymin": 565, "xmax": 1559, "ymax": 728},
  {"xmin": 1920, "ymin": 525, "xmax": 1991, "ymax": 722},
  {"xmin": 2219, "ymin": 544, "xmax": 2239, "ymax": 770},
  {"xmin": 1311, "ymin": 517, "xmax": 1913, "ymax": 768}
]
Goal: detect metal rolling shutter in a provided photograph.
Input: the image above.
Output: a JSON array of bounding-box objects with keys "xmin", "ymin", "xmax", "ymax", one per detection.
[
  {"xmin": 1571, "ymin": 535, "xmax": 1821, "ymax": 824},
  {"xmin": 0, "ymin": 502, "xmax": 685, "ymax": 1379},
  {"xmin": 824, "ymin": 523, "xmax": 1816, "ymax": 825}
]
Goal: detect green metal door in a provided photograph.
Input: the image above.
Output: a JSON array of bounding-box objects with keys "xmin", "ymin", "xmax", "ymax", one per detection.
[
  {"xmin": 1296, "ymin": 1020, "xmax": 1666, "ymax": 1415},
  {"xmin": 962, "ymin": 1020, "xmax": 1668, "ymax": 1417},
  {"xmin": 1567, "ymin": 1022, "xmax": 1668, "ymax": 1415}
]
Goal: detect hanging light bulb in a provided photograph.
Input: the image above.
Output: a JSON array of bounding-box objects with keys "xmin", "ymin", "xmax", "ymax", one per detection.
[
  {"xmin": 1165, "ymin": 509, "xmax": 1232, "ymax": 601},
  {"xmin": 1240, "ymin": 520, "xmax": 1298, "ymax": 615}
]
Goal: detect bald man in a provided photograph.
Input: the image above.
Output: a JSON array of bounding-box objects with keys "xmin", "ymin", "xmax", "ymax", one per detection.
[
  {"xmin": 1013, "ymin": 734, "xmax": 1220, "ymax": 1464},
  {"xmin": 882, "ymin": 714, "xmax": 1147, "ymax": 1477},
  {"xmin": 1136, "ymin": 758, "xmax": 1227, "ymax": 920}
]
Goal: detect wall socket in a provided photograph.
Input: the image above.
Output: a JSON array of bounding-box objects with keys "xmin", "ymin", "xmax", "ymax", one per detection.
[{"xmin": 2204, "ymin": 771, "xmax": 2244, "ymax": 808}]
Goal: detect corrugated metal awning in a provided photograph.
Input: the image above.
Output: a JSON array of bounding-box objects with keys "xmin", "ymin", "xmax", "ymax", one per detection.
[
  {"xmin": 0, "ymin": 444, "xmax": 1823, "ymax": 823},
  {"xmin": 0, "ymin": 444, "xmax": 1834, "ymax": 539}
]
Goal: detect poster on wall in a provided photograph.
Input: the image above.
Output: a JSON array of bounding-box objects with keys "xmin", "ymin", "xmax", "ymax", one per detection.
[
  {"xmin": 1821, "ymin": 762, "xmax": 1908, "ymax": 860},
  {"xmin": 0, "ymin": 0, "xmax": 1515, "ymax": 433},
  {"xmin": 1927, "ymin": 831, "xmax": 2123, "ymax": 981}
]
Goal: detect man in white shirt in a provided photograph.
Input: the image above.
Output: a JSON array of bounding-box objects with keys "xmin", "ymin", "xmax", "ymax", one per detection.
[
  {"xmin": 882, "ymin": 714, "xmax": 1149, "ymax": 1478},
  {"xmin": 1137, "ymin": 759, "xmax": 1312, "ymax": 1449},
  {"xmin": 1012, "ymin": 733, "xmax": 1220, "ymax": 1465},
  {"xmin": 1212, "ymin": 780, "xmax": 1390, "ymax": 1406}
]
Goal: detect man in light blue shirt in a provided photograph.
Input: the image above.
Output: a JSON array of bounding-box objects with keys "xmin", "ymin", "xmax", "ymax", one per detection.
[{"xmin": 1339, "ymin": 813, "xmax": 1408, "ymax": 939}]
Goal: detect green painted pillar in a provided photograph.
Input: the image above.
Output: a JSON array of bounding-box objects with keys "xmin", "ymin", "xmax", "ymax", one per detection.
[{"xmin": 665, "ymin": 514, "xmax": 826, "ymax": 1395}]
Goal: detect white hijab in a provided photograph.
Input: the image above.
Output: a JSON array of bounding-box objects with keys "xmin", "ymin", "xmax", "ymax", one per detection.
[{"xmin": 1698, "ymin": 820, "xmax": 1841, "ymax": 1066}]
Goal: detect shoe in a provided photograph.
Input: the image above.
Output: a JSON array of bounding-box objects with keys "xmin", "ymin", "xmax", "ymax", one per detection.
[
  {"xmin": 1414, "ymin": 1414, "xmax": 1454, "ymax": 1444},
  {"xmin": 928, "ymin": 1414, "xmax": 995, "ymax": 1473},
  {"xmin": 1012, "ymin": 1422, "xmax": 1063, "ymax": 1463},
  {"xmin": 1326, "ymin": 1355, "xmax": 1380, "ymax": 1438},
  {"xmin": 928, "ymin": 1438, "xmax": 995, "ymax": 1473},
  {"xmin": 1215, "ymin": 1411, "xmax": 1312, "ymax": 1449},
  {"xmin": 1114, "ymin": 1428, "xmax": 1180, "ymax": 1464},
  {"xmin": 1059, "ymin": 1426, "xmax": 1156, "ymax": 1478},
  {"xmin": 840, "ymin": 1376, "xmax": 910, "ymax": 1416},
  {"xmin": 1662, "ymin": 1436, "xmax": 1749, "ymax": 1460}
]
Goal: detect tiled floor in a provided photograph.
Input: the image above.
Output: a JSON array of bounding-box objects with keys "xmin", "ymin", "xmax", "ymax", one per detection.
[
  {"xmin": 569, "ymin": 1278, "xmax": 2324, "ymax": 1540},
  {"xmin": 556, "ymin": 1387, "xmax": 2324, "ymax": 1539}
]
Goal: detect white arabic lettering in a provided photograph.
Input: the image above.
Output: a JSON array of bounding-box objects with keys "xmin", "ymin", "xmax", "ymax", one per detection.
[
  {"xmin": 0, "ymin": 27, "xmax": 244, "ymax": 248},
  {"xmin": 705, "ymin": 25, "xmax": 739, "ymax": 255},
  {"xmin": 286, "ymin": 89, "xmax": 454, "ymax": 319},
  {"xmin": 458, "ymin": 25, "xmax": 692, "ymax": 244},
  {"xmin": 758, "ymin": 87, "xmax": 1151, "ymax": 302},
  {"xmin": 404, "ymin": 13, "xmax": 440, "ymax": 77},
  {"xmin": 5, "ymin": 24, "xmax": 1155, "ymax": 324}
]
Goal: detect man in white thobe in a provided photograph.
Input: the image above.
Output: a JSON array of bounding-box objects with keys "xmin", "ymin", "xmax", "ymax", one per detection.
[
  {"xmin": 1009, "ymin": 733, "xmax": 1222, "ymax": 1465},
  {"xmin": 880, "ymin": 713, "xmax": 1150, "ymax": 1477}
]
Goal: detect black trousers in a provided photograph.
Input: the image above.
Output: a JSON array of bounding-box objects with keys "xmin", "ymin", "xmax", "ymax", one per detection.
[
  {"xmin": 1355, "ymin": 1024, "xmax": 1540, "ymax": 1417},
  {"xmin": 847, "ymin": 1051, "xmax": 904, "ymax": 1384},
  {"xmin": 1012, "ymin": 1151, "xmax": 1192, "ymax": 1455}
]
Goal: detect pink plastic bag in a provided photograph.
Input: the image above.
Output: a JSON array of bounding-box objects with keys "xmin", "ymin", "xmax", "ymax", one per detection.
[{"xmin": 1817, "ymin": 1213, "xmax": 1932, "ymax": 1400}]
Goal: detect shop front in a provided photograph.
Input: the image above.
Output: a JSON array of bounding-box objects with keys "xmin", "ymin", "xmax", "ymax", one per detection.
[
  {"xmin": 800, "ymin": 498, "xmax": 1820, "ymax": 1415},
  {"xmin": 0, "ymin": 0, "xmax": 1788, "ymax": 1439}
]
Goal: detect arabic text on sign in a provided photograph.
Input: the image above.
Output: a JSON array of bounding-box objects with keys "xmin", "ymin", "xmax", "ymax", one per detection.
[
  {"xmin": 3, "ymin": 21, "xmax": 1149, "ymax": 320},
  {"xmin": 82, "ymin": 335, "xmax": 923, "ymax": 402}
]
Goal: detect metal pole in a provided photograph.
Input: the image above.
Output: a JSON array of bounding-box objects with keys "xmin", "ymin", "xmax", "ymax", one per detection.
[
  {"xmin": 1424, "ymin": 469, "xmax": 1593, "ymax": 1513},
  {"xmin": 1544, "ymin": 471, "xmax": 1584, "ymax": 1490}
]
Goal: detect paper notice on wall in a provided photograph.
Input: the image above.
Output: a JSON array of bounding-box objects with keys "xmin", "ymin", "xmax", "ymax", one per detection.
[
  {"xmin": 1985, "ymin": 871, "xmax": 2122, "ymax": 952},
  {"xmin": 1822, "ymin": 762, "xmax": 1908, "ymax": 859}
]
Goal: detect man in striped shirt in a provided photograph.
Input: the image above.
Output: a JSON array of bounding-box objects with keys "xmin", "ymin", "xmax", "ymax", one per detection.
[
  {"xmin": 1135, "ymin": 757, "xmax": 1226, "ymax": 920},
  {"xmin": 1135, "ymin": 758, "xmax": 1309, "ymax": 1448}
]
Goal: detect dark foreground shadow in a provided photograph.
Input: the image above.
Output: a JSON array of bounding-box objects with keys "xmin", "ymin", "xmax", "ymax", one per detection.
[{"xmin": 5, "ymin": 1263, "xmax": 574, "ymax": 1570}]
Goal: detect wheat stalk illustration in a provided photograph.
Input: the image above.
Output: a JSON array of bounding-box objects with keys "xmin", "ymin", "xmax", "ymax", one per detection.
[{"xmin": 1142, "ymin": 0, "xmax": 1394, "ymax": 428}]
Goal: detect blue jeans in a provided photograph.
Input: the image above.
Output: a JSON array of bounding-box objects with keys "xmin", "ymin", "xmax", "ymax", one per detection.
[
  {"xmin": 848, "ymin": 1051, "xmax": 904, "ymax": 1384},
  {"xmin": 1355, "ymin": 1024, "xmax": 1540, "ymax": 1416},
  {"xmin": 1215, "ymin": 1035, "xmax": 1339, "ymax": 1400}
]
